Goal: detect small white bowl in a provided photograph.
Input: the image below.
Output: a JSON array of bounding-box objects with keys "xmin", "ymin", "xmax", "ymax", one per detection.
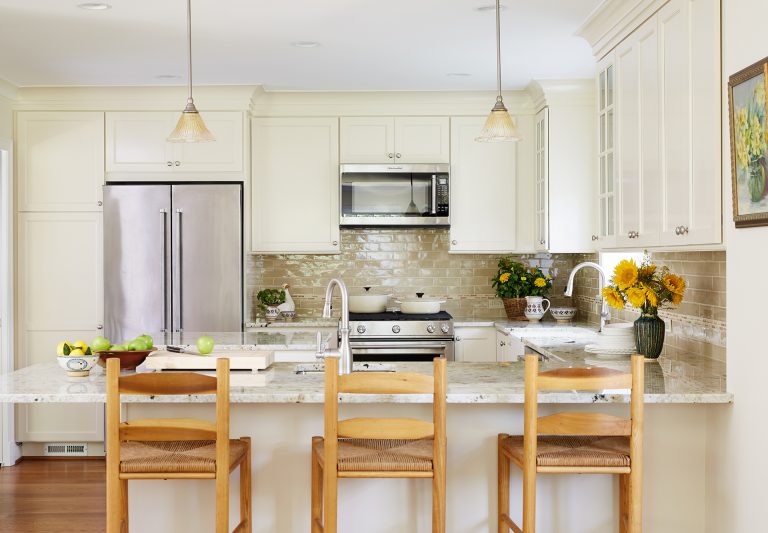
[
  {"xmin": 57, "ymin": 355, "xmax": 99, "ymax": 377},
  {"xmin": 550, "ymin": 307, "xmax": 577, "ymax": 323}
]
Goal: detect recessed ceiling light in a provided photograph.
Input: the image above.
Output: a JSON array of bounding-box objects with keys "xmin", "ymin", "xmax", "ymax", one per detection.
[
  {"xmin": 474, "ymin": 4, "xmax": 506, "ymax": 12},
  {"xmin": 155, "ymin": 74, "xmax": 182, "ymax": 80},
  {"xmin": 446, "ymin": 73, "xmax": 471, "ymax": 77},
  {"xmin": 291, "ymin": 41, "xmax": 321, "ymax": 48},
  {"xmin": 77, "ymin": 2, "xmax": 112, "ymax": 10}
]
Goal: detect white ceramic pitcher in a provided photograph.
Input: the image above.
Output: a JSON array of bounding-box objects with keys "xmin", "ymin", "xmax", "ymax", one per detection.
[{"xmin": 524, "ymin": 296, "xmax": 550, "ymax": 322}]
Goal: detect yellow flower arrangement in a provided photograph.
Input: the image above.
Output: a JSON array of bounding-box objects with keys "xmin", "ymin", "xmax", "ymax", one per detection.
[
  {"xmin": 492, "ymin": 257, "xmax": 553, "ymax": 298},
  {"xmin": 534, "ymin": 277, "xmax": 547, "ymax": 288},
  {"xmin": 499, "ymin": 272, "xmax": 511, "ymax": 283},
  {"xmin": 602, "ymin": 255, "xmax": 686, "ymax": 316}
]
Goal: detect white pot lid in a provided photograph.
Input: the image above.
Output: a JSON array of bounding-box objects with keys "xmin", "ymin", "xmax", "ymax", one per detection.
[{"xmin": 395, "ymin": 293, "xmax": 446, "ymax": 304}]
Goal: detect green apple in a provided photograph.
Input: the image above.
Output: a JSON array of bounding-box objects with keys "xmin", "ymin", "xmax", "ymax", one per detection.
[
  {"xmin": 129, "ymin": 338, "xmax": 149, "ymax": 351},
  {"xmin": 111, "ymin": 344, "xmax": 126, "ymax": 352},
  {"xmin": 91, "ymin": 336, "xmax": 111, "ymax": 352},
  {"xmin": 137, "ymin": 334, "xmax": 153, "ymax": 349},
  {"xmin": 196, "ymin": 335, "xmax": 215, "ymax": 355}
]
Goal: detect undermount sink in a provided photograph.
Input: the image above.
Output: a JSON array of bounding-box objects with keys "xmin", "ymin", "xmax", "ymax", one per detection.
[{"xmin": 294, "ymin": 362, "xmax": 395, "ymax": 374}]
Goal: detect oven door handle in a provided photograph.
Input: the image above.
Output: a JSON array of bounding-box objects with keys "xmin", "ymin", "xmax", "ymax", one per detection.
[{"xmin": 350, "ymin": 342, "xmax": 450, "ymax": 349}]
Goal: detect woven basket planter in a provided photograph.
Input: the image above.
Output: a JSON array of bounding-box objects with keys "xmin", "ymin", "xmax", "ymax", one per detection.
[{"xmin": 502, "ymin": 297, "xmax": 527, "ymax": 320}]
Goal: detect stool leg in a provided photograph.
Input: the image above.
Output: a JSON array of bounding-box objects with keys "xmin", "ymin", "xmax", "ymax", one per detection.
[
  {"xmin": 498, "ymin": 434, "xmax": 510, "ymax": 533},
  {"xmin": 619, "ymin": 474, "xmax": 628, "ymax": 533},
  {"xmin": 311, "ymin": 437, "xmax": 323, "ymax": 532},
  {"xmin": 240, "ymin": 437, "xmax": 252, "ymax": 533},
  {"xmin": 120, "ymin": 479, "xmax": 129, "ymax": 532},
  {"xmin": 323, "ymin": 448, "xmax": 338, "ymax": 533},
  {"xmin": 628, "ymin": 466, "xmax": 642, "ymax": 533},
  {"xmin": 216, "ymin": 464, "xmax": 229, "ymax": 533},
  {"xmin": 522, "ymin": 453, "xmax": 536, "ymax": 533},
  {"xmin": 106, "ymin": 466, "xmax": 121, "ymax": 533},
  {"xmin": 432, "ymin": 451, "xmax": 445, "ymax": 533}
]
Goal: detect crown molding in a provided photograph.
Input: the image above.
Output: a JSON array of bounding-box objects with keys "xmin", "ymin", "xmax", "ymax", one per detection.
[
  {"xmin": 13, "ymin": 85, "xmax": 257, "ymax": 111},
  {"xmin": 526, "ymin": 79, "xmax": 596, "ymax": 111},
  {"xmin": 576, "ymin": 0, "xmax": 670, "ymax": 59},
  {"xmin": 249, "ymin": 88, "xmax": 536, "ymax": 117}
]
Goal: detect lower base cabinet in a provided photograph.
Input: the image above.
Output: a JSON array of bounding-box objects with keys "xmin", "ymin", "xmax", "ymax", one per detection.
[{"xmin": 454, "ymin": 327, "xmax": 497, "ymax": 362}]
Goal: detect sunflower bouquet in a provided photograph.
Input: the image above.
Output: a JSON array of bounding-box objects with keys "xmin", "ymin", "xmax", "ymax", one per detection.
[
  {"xmin": 601, "ymin": 257, "xmax": 686, "ymax": 316},
  {"xmin": 492, "ymin": 257, "xmax": 552, "ymax": 298}
]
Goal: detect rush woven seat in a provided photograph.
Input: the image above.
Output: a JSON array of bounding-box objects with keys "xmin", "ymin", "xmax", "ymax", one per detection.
[
  {"xmin": 120, "ymin": 439, "xmax": 249, "ymax": 474},
  {"xmin": 313, "ymin": 437, "xmax": 434, "ymax": 472},
  {"xmin": 502, "ymin": 435, "xmax": 630, "ymax": 468}
]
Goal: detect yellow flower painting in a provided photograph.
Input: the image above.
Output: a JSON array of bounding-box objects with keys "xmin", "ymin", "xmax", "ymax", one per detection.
[{"xmin": 729, "ymin": 60, "xmax": 768, "ymax": 225}]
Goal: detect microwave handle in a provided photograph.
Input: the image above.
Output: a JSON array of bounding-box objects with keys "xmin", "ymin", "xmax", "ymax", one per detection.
[{"xmin": 431, "ymin": 175, "xmax": 437, "ymax": 215}]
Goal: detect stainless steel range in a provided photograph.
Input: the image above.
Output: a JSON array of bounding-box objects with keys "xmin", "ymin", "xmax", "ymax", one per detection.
[{"xmin": 349, "ymin": 311, "xmax": 455, "ymax": 362}]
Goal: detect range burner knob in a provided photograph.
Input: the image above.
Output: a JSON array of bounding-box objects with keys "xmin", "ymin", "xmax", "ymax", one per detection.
[
  {"xmin": 440, "ymin": 323, "xmax": 450, "ymax": 334},
  {"xmin": 356, "ymin": 324, "xmax": 366, "ymax": 334},
  {"xmin": 392, "ymin": 325, "xmax": 401, "ymax": 334},
  {"xmin": 426, "ymin": 324, "xmax": 435, "ymax": 333}
]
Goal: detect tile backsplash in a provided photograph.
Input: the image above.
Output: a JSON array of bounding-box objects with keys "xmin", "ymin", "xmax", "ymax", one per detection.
[
  {"xmin": 247, "ymin": 228, "xmax": 577, "ymax": 321},
  {"xmin": 572, "ymin": 251, "xmax": 727, "ymax": 361},
  {"xmin": 247, "ymin": 230, "xmax": 727, "ymax": 362}
]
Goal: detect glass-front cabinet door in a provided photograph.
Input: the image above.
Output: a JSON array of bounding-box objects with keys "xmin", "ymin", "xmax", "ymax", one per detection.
[
  {"xmin": 534, "ymin": 108, "xmax": 548, "ymax": 251},
  {"xmin": 597, "ymin": 54, "xmax": 616, "ymax": 247}
]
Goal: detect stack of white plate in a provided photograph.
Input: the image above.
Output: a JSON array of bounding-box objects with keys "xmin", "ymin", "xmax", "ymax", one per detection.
[{"xmin": 585, "ymin": 323, "xmax": 636, "ymax": 357}]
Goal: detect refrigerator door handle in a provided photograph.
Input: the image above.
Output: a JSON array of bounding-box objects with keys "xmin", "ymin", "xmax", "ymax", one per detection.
[
  {"xmin": 160, "ymin": 209, "xmax": 168, "ymax": 333},
  {"xmin": 175, "ymin": 208, "xmax": 183, "ymax": 332}
]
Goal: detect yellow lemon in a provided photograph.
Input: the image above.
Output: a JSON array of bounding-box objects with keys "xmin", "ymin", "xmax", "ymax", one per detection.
[
  {"xmin": 56, "ymin": 341, "xmax": 67, "ymax": 356},
  {"xmin": 69, "ymin": 348, "xmax": 85, "ymax": 356},
  {"xmin": 73, "ymin": 340, "xmax": 88, "ymax": 352}
]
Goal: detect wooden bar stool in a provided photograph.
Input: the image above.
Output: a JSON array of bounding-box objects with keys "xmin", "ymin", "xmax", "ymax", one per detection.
[
  {"xmin": 498, "ymin": 354, "xmax": 644, "ymax": 533},
  {"xmin": 311, "ymin": 357, "xmax": 447, "ymax": 533},
  {"xmin": 106, "ymin": 357, "xmax": 252, "ymax": 533}
]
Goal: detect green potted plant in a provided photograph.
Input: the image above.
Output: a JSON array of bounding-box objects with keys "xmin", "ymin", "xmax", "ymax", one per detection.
[
  {"xmin": 257, "ymin": 288, "xmax": 286, "ymax": 321},
  {"xmin": 492, "ymin": 257, "xmax": 553, "ymax": 320}
]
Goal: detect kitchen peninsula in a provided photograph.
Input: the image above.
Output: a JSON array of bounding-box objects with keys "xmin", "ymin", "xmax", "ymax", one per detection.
[{"xmin": 0, "ymin": 328, "xmax": 729, "ymax": 533}]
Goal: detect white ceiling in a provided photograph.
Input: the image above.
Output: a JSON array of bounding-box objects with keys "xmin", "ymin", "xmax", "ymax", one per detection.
[{"xmin": 0, "ymin": 0, "xmax": 601, "ymax": 90}]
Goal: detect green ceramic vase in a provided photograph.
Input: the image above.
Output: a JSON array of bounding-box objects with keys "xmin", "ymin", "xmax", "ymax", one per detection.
[{"xmin": 634, "ymin": 314, "xmax": 665, "ymax": 359}]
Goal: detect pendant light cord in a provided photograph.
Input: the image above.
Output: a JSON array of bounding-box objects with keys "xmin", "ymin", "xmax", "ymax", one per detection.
[
  {"xmin": 186, "ymin": 0, "xmax": 193, "ymax": 103},
  {"xmin": 495, "ymin": 0, "xmax": 502, "ymax": 99}
]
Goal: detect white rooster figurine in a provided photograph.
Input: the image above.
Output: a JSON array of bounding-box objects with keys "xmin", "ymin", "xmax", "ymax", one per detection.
[{"xmin": 277, "ymin": 283, "xmax": 296, "ymax": 318}]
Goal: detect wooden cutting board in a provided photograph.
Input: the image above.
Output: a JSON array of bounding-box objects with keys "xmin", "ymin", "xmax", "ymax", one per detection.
[{"xmin": 144, "ymin": 350, "xmax": 274, "ymax": 371}]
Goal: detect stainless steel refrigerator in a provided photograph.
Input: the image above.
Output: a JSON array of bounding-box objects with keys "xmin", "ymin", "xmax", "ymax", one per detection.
[{"xmin": 103, "ymin": 184, "xmax": 243, "ymax": 344}]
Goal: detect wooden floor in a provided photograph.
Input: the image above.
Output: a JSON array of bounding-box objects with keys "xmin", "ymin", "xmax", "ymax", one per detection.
[{"xmin": 0, "ymin": 459, "xmax": 106, "ymax": 532}]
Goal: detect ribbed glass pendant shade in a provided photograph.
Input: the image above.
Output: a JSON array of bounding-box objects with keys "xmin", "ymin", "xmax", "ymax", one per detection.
[
  {"xmin": 168, "ymin": 100, "xmax": 215, "ymax": 143},
  {"xmin": 476, "ymin": 97, "xmax": 521, "ymax": 142}
]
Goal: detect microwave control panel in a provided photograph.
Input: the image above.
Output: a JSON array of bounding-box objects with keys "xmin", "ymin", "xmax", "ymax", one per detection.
[{"xmin": 436, "ymin": 177, "xmax": 449, "ymax": 215}]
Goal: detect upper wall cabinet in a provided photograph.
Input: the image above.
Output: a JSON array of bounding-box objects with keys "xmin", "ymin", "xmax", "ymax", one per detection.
[
  {"xmin": 530, "ymin": 81, "xmax": 597, "ymax": 253},
  {"xmin": 597, "ymin": 0, "xmax": 721, "ymax": 249},
  {"xmin": 251, "ymin": 117, "xmax": 340, "ymax": 254},
  {"xmin": 17, "ymin": 112, "xmax": 104, "ymax": 212},
  {"xmin": 340, "ymin": 116, "xmax": 450, "ymax": 163},
  {"xmin": 105, "ymin": 111, "xmax": 244, "ymax": 177},
  {"xmin": 449, "ymin": 116, "xmax": 516, "ymax": 253}
]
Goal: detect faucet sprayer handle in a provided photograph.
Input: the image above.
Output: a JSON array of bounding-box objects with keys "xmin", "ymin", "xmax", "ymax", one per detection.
[{"xmin": 315, "ymin": 332, "xmax": 327, "ymax": 358}]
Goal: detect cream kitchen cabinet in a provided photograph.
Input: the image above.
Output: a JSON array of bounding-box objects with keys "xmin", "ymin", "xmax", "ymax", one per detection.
[
  {"xmin": 16, "ymin": 112, "xmax": 104, "ymax": 212},
  {"xmin": 496, "ymin": 329, "xmax": 513, "ymax": 362},
  {"xmin": 449, "ymin": 116, "xmax": 516, "ymax": 253},
  {"xmin": 251, "ymin": 117, "xmax": 340, "ymax": 254},
  {"xmin": 597, "ymin": 0, "xmax": 721, "ymax": 249},
  {"xmin": 454, "ymin": 326, "xmax": 497, "ymax": 362},
  {"xmin": 105, "ymin": 111, "xmax": 244, "ymax": 176},
  {"xmin": 340, "ymin": 116, "xmax": 450, "ymax": 164},
  {"xmin": 596, "ymin": 55, "xmax": 618, "ymax": 248},
  {"xmin": 16, "ymin": 212, "xmax": 104, "ymax": 442},
  {"xmin": 531, "ymin": 81, "xmax": 596, "ymax": 253}
]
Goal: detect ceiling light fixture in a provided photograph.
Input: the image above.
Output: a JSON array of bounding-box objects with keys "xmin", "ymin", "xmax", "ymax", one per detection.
[
  {"xmin": 167, "ymin": 0, "xmax": 214, "ymax": 143},
  {"xmin": 77, "ymin": 2, "xmax": 112, "ymax": 10},
  {"xmin": 291, "ymin": 41, "xmax": 321, "ymax": 48},
  {"xmin": 476, "ymin": 0, "xmax": 520, "ymax": 142}
]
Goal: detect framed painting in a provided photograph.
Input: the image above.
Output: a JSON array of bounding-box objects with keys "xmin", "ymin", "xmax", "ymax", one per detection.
[{"xmin": 729, "ymin": 57, "xmax": 768, "ymax": 227}]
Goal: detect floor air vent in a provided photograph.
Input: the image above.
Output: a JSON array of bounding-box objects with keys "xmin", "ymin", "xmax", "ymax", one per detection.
[{"xmin": 43, "ymin": 443, "xmax": 88, "ymax": 456}]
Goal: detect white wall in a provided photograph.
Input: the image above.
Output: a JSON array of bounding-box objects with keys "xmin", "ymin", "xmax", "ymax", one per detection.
[
  {"xmin": 706, "ymin": 1, "xmax": 768, "ymax": 531},
  {"xmin": 0, "ymin": 78, "xmax": 14, "ymax": 138}
]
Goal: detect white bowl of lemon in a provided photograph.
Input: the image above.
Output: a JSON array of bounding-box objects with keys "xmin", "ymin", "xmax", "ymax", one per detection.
[{"xmin": 56, "ymin": 340, "xmax": 98, "ymax": 377}]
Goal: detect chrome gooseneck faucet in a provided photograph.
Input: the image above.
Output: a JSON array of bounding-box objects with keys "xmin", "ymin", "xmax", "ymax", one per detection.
[
  {"xmin": 315, "ymin": 278, "xmax": 352, "ymax": 375},
  {"xmin": 564, "ymin": 261, "xmax": 611, "ymax": 332}
]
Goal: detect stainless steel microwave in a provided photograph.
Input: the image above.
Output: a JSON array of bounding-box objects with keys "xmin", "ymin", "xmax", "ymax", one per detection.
[{"xmin": 340, "ymin": 164, "xmax": 450, "ymax": 227}]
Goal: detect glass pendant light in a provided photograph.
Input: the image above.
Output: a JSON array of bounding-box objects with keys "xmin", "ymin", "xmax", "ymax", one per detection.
[
  {"xmin": 168, "ymin": 0, "xmax": 214, "ymax": 142},
  {"xmin": 476, "ymin": 0, "xmax": 521, "ymax": 142}
]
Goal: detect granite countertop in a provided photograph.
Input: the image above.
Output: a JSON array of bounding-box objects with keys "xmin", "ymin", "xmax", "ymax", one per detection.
[
  {"xmin": 246, "ymin": 318, "xmax": 339, "ymax": 329},
  {"xmin": 0, "ymin": 344, "xmax": 731, "ymax": 404}
]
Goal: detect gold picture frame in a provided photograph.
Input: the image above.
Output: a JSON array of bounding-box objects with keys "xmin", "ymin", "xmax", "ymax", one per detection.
[{"xmin": 729, "ymin": 57, "xmax": 768, "ymax": 227}]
